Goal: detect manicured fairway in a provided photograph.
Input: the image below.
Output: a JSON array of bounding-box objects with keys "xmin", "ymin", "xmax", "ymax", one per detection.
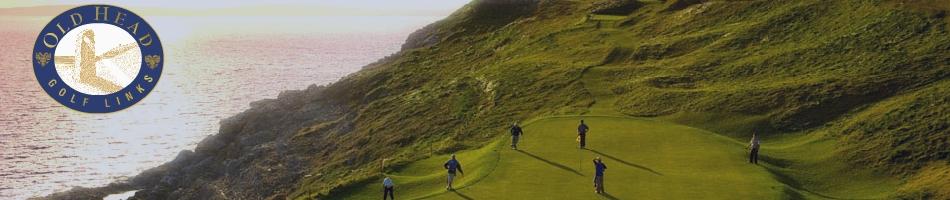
[
  {"xmin": 326, "ymin": 62, "xmax": 901, "ymax": 199},
  {"xmin": 331, "ymin": 116, "xmax": 799, "ymax": 199}
]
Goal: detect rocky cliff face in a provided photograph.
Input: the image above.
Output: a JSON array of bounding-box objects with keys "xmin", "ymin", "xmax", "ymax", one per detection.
[
  {"xmin": 39, "ymin": 84, "xmax": 352, "ymax": 199},
  {"xmin": 128, "ymin": 85, "xmax": 347, "ymax": 199},
  {"xmin": 42, "ymin": 0, "xmax": 550, "ymax": 199}
]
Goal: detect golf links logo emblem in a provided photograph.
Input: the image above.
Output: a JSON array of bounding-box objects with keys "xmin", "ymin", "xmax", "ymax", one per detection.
[{"xmin": 33, "ymin": 5, "xmax": 163, "ymax": 113}]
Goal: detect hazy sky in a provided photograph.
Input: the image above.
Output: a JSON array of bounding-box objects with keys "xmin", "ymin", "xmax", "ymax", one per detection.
[{"xmin": 0, "ymin": 0, "xmax": 473, "ymax": 16}]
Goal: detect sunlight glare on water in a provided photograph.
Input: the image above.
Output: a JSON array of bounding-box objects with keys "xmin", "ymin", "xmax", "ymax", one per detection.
[{"xmin": 0, "ymin": 15, "xmax": 443, "ymax": 199}]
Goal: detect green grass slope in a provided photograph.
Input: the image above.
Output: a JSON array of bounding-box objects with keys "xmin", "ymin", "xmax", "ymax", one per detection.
[
  {"xmin": 282, "ymin": 0, "xmax": 948, "ymax": 199},
  {"xmin": 330, "ymin": 116, "xmax": 898, "ymax": 199},
  {"xmin": 53, "ymin": 0, "xmax": 945, "ymax": 199},
  {"xmin": 332, "ymin": 48, "xmax": 909, "ymax": 198}
]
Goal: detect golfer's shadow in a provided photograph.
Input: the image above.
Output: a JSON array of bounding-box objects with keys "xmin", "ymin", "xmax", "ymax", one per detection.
[
  {"xmin": 588, "ymin": 149, "xmax": 662, "ymax": 176},
  {"xmin": 603, "ymin": 192, "xmax": 620, "ymax": 200},
  {"xmin": 515, "ymin": 149, "xmax": 583, "ymax": 176},
  {"xmin": 452, "ymin": 190, "xmax": 474, "ymax": 200}
]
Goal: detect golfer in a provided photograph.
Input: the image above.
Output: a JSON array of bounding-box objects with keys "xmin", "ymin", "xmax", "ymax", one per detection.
[
  {"xmin": 749, "ymin": 133, "xmax": 761, "ymax": 164},
  {"xmin": 593, "ymin": 157, "xmax": 607, "ymax": 194},
  {"xmin": 382, "ymin": 177, "xmax": 394, "ymax": 200},
  {"xmin": 444, "ymin": 154, "xmax": 464, "ymax": 190},
  {"xmin": 510, "ymin": 122, "xmax": 524, "ymax": 150},
  {"xmin": 578, "ymin": 120, "xmax": 590, "ymax": 149}
]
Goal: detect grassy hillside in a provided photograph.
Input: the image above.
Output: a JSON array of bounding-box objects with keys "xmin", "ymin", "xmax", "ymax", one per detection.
[
  {"xmin": 80, "ymin": 0, "xmax": 945, "ymax": 199},
  {"xmin": 283, "ymin": 0, "xmax": 948, "ymax": 199}
]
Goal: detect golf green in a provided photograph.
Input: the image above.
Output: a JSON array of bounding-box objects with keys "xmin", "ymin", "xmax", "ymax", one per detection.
[{"xmin": 331, "ymin": 116, "xmax": 798, "ymax": 199}]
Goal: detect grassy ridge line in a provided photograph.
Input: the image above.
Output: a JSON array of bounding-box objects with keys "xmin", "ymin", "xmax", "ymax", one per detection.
[
  {"xmin": 319, "ymin": 141, "xmax": 502, "ymax": 200},
  {"xmin": 403, "ymin": 141, "xmax": 503, "ymax": 200},
  {"xmin": 320, "ymin": 115, "xmax": 580, "ymax": 200}
]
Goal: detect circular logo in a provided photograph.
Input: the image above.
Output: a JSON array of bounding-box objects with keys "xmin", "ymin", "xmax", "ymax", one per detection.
[{"xmin": 32, "ymin": 5, "xmax": 163, "ymax": 113}]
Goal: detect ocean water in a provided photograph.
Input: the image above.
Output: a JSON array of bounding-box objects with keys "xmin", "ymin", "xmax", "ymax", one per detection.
[{"xmin": 0, "ymin": 15, "xmax": 442, "ymax": 199}]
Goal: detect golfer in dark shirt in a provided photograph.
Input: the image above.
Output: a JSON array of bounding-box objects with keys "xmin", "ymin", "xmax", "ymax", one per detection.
[
  {"xmin": 510, "ymin": 122, "xmax": 524, "ymax": 150},
  {"xmin": 593, "ymin": 157, "xmax": 607, "ymax": 194},
  {"xmin": 578, "ymin": 120, "xmax": 589, "ymax": 149},
  {"xmin": 444, "ymin": 154, "xmax": 464, "ymax": 190}
]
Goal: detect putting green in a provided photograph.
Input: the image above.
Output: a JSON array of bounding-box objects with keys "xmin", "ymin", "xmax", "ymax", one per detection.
[
  {"xmin": 330, "ymin": 116, "xmax": 800, "ymax": 199},
  {"xmin": 324, "ymin": 61, "xmax": 900, "ymax": 199}
]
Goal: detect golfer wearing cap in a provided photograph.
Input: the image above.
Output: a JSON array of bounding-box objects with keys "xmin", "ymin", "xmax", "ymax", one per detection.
[{"xmin": 444, "ymin": 154, "xmax": 464, "ymax": 190}]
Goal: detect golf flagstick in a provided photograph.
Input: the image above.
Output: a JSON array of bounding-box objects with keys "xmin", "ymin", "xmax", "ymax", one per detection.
[
  {"xmin": 579, "ymin": 143, "xmax": 583, "ymax": 172},
  {"xmin": 576, "ymin": 134, "xmax": 582, "ymax": 172}
]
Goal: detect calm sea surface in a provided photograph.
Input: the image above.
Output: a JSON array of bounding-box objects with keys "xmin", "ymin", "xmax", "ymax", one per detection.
[{"xmin": 0, "ymin": 15, "xmax": 442, "ymax": 199}]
